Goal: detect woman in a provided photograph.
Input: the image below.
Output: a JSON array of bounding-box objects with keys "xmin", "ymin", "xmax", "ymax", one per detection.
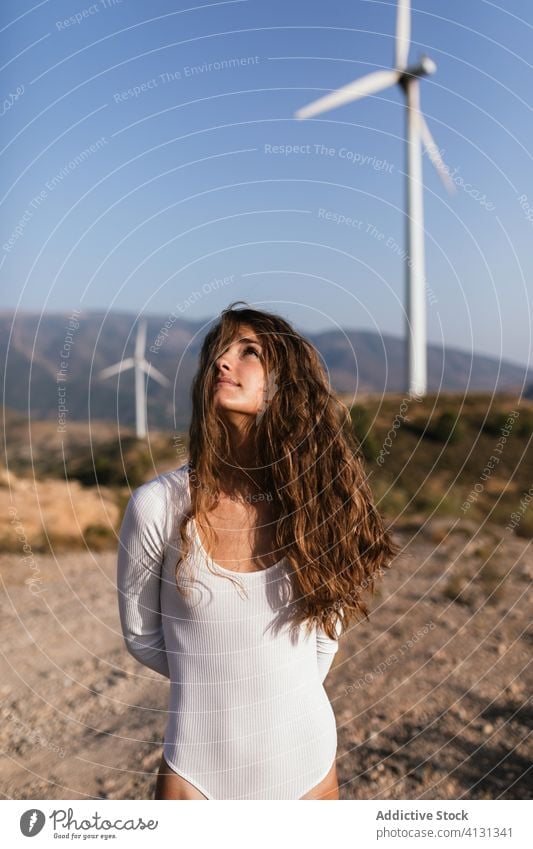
[{"xmin": 117, "ymin": 301, "xmax": 399, "ymax": 800}]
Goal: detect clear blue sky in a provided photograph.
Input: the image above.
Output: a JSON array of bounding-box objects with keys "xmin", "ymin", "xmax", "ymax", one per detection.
[{"xmin": 1, "ymin": 0, "xmax": 532, "ymax": 367}]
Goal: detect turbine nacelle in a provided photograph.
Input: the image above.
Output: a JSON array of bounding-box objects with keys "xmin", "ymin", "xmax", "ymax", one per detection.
[{"xmin": 400, "ymin": 54, "xmax": 437, "ymax": 81}]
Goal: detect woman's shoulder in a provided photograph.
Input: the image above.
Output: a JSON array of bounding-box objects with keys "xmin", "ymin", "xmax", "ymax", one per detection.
[
  {"xmin": 123, "ymin": 463, "xmax": 191, "ymax": 543},
  {"xmin": 130, "ymin": 462, "xmax": 190, "ymax": 507}
]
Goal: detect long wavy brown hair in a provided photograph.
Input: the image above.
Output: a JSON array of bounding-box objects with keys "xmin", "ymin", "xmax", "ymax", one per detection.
[{"xmin": 175, "ymin": 301, "xmax": 400, "ymax": 639}]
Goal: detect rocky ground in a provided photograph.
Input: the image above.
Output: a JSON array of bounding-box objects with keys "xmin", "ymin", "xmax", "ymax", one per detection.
[
  {"xmin": 0, "ymin": 464, "xmax": 120, "ymax": 551},
  {"xmin": 0, "ymin": 518, "xmax": 531, "ymax": 800}
]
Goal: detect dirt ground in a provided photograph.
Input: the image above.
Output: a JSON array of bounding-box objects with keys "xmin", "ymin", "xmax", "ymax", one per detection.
[{"xmin": 0, "ymin": 518, "xmax": 531, "ymax": 800}]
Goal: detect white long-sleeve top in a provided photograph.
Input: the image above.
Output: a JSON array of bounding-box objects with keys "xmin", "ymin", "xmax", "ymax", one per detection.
[{"xmin": 117, "ymin": 463, "xmax": 341, "ymax": 799}]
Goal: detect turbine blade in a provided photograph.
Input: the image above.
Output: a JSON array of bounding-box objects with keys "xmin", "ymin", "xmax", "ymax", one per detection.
[
  {"xmin": 419, "ymin": 112, "xmax": 456, "ymax": 193},
  {"xmin": 395, "ymin": 0, "xmax": 411, "ymax": 70},
  {"xmin": 98, "ymin": 357, "xmax": 135, "ymax": 379},
  {"xmin": 140, "ymin": 361, "xmax": 171, "ymax": 386},
  {"xmin": 135, "ymin": 319, "xmax": 147, "ymax": 359},
  {"xmin": 295, "ymin": 69, "xmax": 400, "ymax": 119}
]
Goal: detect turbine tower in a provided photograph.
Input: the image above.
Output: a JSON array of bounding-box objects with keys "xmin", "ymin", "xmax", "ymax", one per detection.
[
  {"xmin": 294, "ymin": 0, "xmax": 454, "ymax": 397},
  {"xmin": 98, "ymin": 319, "xmax": 170, "ymax": 439}
]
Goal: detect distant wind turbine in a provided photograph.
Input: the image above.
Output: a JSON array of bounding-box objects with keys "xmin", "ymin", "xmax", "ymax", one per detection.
[
  {"xmin": 98, "ymin": 319, "xmax": 170, "ymax": 439},
  {"xmin": 294, "ymin": 0, "xmax": 455, "ymax": 397}
]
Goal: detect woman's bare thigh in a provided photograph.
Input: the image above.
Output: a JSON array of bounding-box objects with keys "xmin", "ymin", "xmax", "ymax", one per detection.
[
  {"xmin": 154, "ymin": 753, "xmax": 339, "ymax": 800},
  {"xmin": 299, "ymin": 760, "xmax": 339, "ymax": 800},
  {"xmin": 154, "ymin": 754, "xmax": 208, "ymax": 800}
]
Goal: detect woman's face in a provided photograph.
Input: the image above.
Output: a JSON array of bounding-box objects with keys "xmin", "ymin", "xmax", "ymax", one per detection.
[{"xmin": 212, "ymin": 324, "xmax": 266, "ymax": 419}]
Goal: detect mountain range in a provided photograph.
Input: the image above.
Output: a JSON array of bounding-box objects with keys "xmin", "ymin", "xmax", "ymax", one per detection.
[{"xmin": 1, "ymin": 310, "xmax": 531, "ymax": 432}]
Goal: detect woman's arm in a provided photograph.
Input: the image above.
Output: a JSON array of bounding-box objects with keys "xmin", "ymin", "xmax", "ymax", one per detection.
[
  {"xmin": 116, "ymin": 480, "xmax": 170, "ymax": 678},
  {"xmin": 316, "ymin": 620, "xmax": 341, "ymax": 683}
]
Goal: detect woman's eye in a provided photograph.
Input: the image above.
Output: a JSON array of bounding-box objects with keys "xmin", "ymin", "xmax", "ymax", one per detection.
[{"xmin": 243, "ymin": 346, "xmax": 260, "ymax": 357}]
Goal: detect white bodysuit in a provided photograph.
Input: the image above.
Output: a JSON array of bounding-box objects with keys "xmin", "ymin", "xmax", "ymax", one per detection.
[{"xmin": 117, "ymin": 463, "xmax": 341, "ymax": 800}]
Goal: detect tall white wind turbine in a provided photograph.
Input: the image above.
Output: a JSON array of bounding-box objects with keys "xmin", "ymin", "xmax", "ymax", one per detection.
[
  {"xmin": 294, "ymin": 0, "xmax": 454, "ymax": 397},
  {"xmin": 98, "ymin": 319, "xmax": 170, "ymax": 439}
]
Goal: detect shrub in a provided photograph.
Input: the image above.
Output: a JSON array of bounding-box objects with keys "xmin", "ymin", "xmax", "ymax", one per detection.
[
  {"xmin": 350, "ymin": 404, "xmax": 380, "ymax": 462},
  {"xmin": 84, "ymin": 524, "xmax": 115, "ymax": 551},
  {"xmin": 481, "ymin": 409, "xmax": 528, "ymax": 437},
  {"xmin": 443, "ymin": 573, "xmax": 471, "ymax": 606},
  {"xmin": 514, "ymin": 409, "xmax": 533, "ymax": 437},
  {"xmin": 67, "ymin": 436, "xmax": 151, "ymax": 488},
  {"xmin": 514, "ymin": 512, "xmax": 533, "ymax": 539},
  {"xmin": 431, "ymin": 411, "xmax": 464, "ymax": 444},
  {"xmin": 477, "ymin": 559, "xmax": 506, "ymax": 604}
]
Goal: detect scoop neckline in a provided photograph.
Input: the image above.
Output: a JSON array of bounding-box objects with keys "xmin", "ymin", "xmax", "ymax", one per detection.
[{"xmin": 184, "ymin": 463, "xmax": 286, "ymax": 577}]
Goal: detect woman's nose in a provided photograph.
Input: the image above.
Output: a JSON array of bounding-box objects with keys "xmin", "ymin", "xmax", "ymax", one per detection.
[{"xmin": 215, "ymin": 349, "xmax": 233, "ymax": 371}]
